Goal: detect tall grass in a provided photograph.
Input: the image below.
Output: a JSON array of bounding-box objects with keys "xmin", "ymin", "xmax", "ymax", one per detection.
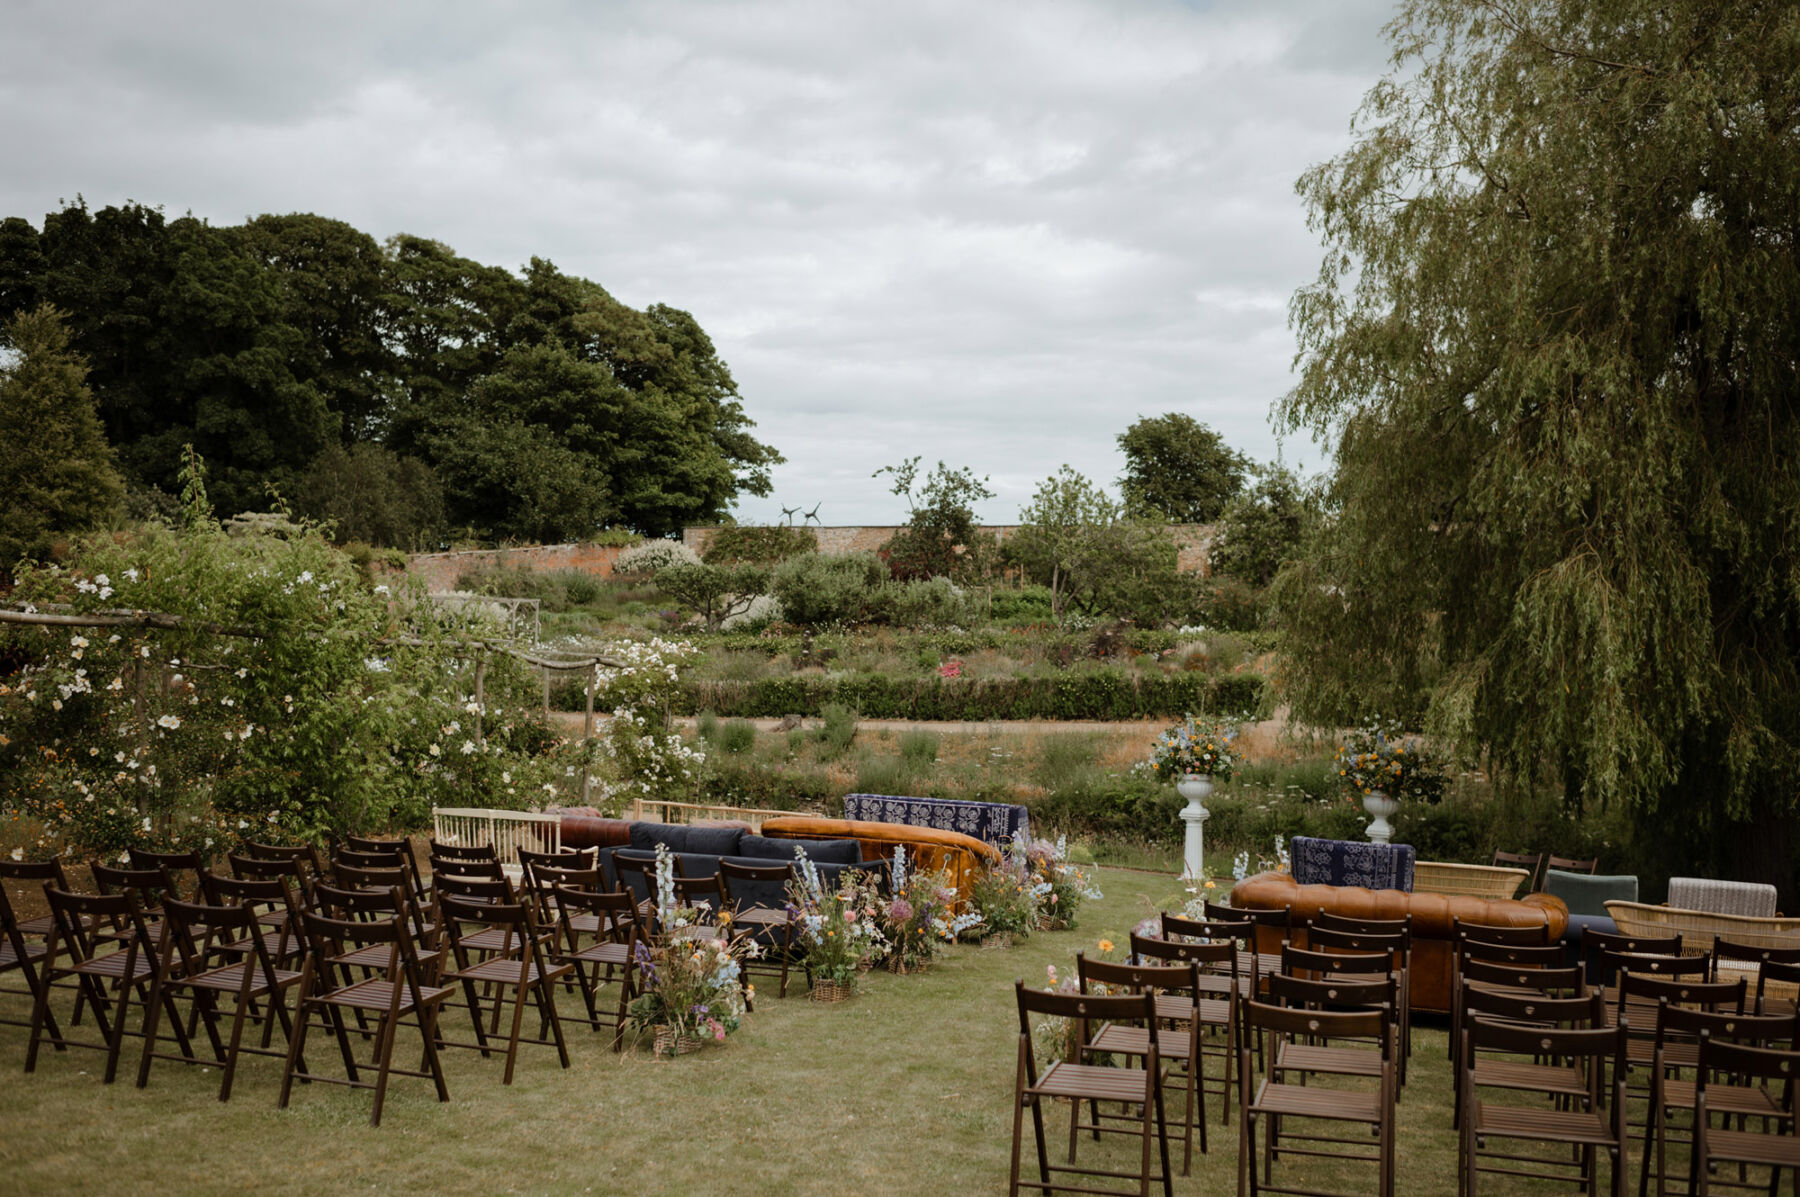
[{"xmin": 898, "ymin": 727, "xmax": 940, "ymax": 766}]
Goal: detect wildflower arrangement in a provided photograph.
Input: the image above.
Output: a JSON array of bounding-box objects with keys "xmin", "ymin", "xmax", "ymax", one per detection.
[
  {"xmin": 1033, "ymin": 938, "xmax": 1123, "ymax": 1067},
  {"xmin": 965, "ymin": 838, "xmax": 1040, "ymax": 941},
  {"xmin": 1149, "ymin": 715, "xmax": 1238, "ymax": 782},
  {"xmin": 879, "ymin": 846, "xmax": 960, "ymax": 971},
  {"xmin": 786, "ymin": 848, "xmax": 888, "ymax": 988},
  {"xmin": 1334, "ymin": 722, "xmax": 1440, "ymax": 801},
  {"xmin": 627, "ymin": 934, "xmax": 751, "ymax": 1051},
  {"xmin": 1025, "ymin": 835, "xmax": 1104, "ymax": 932}
]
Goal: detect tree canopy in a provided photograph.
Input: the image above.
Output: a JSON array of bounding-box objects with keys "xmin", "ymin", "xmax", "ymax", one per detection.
[
  {"xmin": 1273, "ymin": 0, "xmax": 1800, "ymax": 897},
  {"xmin": 0, "ymin": 201, "xmax": 782, "ymax": 545},
  {"xmin": 1116, "ymin": 413, "xmax": 1247, "ymax": 523}
]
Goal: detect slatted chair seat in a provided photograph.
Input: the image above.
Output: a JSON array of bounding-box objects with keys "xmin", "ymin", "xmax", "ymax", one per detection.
[
  {"xmin": 1469, "ymin": 1099, "xmax": 1613, "ymax": 1143},
  {"xmin": 177, "ymin": 960, "xmax": 304, "ymax": 993},
  {"xmin": 1092, "ymin": 1023, "xmax": 1195, "ymax": 1061},
  {"xmin": 72, "ymin": 950, "xmax": 157, "ymax": 983},
  {"xmin": 332, "ymin": 942, "xmax": 444, "ymax": 971},
  {"xmin": 1276, "ymin": 1041, "xmax": 1387, "ymax": 1079},
  {"xmin": 1699, "ymin": 1127, "xmax": 1800, "ymax": 1167},
  {"xmin": 1658, "ymin": 1076, "xmax": 1782, "ymax": 1117},
  {"xmin": 317, "ymin": 975, "xmax": 453, "ymax": 1012},
  {"xmin": 445, "ymin": 956, "xmax": 571, "ymax": 987},
  {"xmin": 563, "ymin": 939, "xmax": 631, "ymax": 968},
  {"xmin": 1035, "ymin": 1059, "xmax": 1156, "ymax": 1103},
  {"xmin": 1, "ymin": 938, "xmax": 48, "ymax": 969},
  {"xmin": 1251, "ymin": 1079, "xmax": 1385, "ymax": 1122},
  {"xmin": 1470, "ymin": 1057, "xmax": 1585, "ymax": 1096}
]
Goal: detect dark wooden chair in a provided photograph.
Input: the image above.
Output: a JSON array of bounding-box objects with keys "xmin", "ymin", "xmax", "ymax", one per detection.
[
  {"xmin": 1687, "ymin": 1038, "xmax": 1800, "ymax": 1196},
  {"xmin": 551, "ymin": 886, "xmax": 640, "ymax": 1051},
  {"xmin": 1459, "ymin": 1018, "xmax": 1627, "ymax": 1197},
  {"xmin": 1203, "ymin": 899, "xmax": 1287, "ymax": 986},
  {"xmin": 1451, "ymin": 982, "xmax": 1603, "ymax": 1129},
  {"xmin": 1077, "ymin": 954, "xmax": 1206, "ymax": 1176},
  {"xmin": 1640, "ymin": 1003, "xmax": 1796, "ymax": 1196},
  {"xmin": 344, "ymin": 835, "xmax": 428, "ymax": 902},
  {"xmin": 1453, "ymin": 915, "xmax": 1552, "ymax": 949},
  {"xmin": 437, "ymin": 890, "xmax": 571, "ymax": 1084},
  {"xmin": 1159, "ymin": 911, "xmax": 1257, "ymax": 1003},
  {"xmin": 0, "ymin": 880, "xmax": 63, "ymax": 1047},
  {"xmin": 241, "ymin": 840, "xmax": 326, "ymax": 883},
  {"xmin": 1547, "ymin": 854, "xmax": 1598, "ymax": 875},
  {"xmin": 1580, "ymin": 926, "xmax": 1683, "ymax": 992},
  {"xmin": 1265, "ymin": 972, "xmax": 1399, "ymax": 1114},
  {"xmin": 719, "ymin": 859, "xmax": 805, "ymax": 998},
  {"xmin": 89, "ymin": 860, "xmax": 177, "ymax": 944},
  {"xmin": 428, "ymin": 840, "xmax": 498, "ymax": 863},
  {"xmin": 1491, "ymin": 850, "xmax": 1544, "ymax": 892},
  {"xmin": 134, "ymin": 891, "xmax": 303, "ymax": 1099},
  {"xmin": 0, "ymin": 856, "xmax": 81, "ymax": 940},
  {"xmin": 1306, "ymin": 924, "xmax": 1413, "ymax": 1083},
  {"xmin": 27, "ymin": 887, "xmax": 181, "ymax": 1084},
  {"xmin": 1128, "ymin": 934, "xmax": 1241, "ymax": 1133},
  {"xmin": 1760, "ymin": 960, "xmax": 1800, "ymax": 1020},
  {"xmin": 1239, "ymin": 1000, "xmax": 1395, "ymax": 1197},
  {"xmin": 280, "ymin": 891, "xmax": 451, "ymax": 1126},
  {"xmin": 1008, "ymin": 980, "xmax": 1171, "ymax": 1197},
  {"xmin": 1712, "ymin": 937, "xmax": 1800, "ymax": 1019},
  {"xmin": 127, "ymin": 847, "xmax": 206, "ymax": 901}
]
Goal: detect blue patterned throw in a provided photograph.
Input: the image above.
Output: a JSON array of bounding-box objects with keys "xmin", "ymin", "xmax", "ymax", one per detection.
[
  {"xmin": 841, "ymin": 793, "xmax": 1029, "ymax": 852},
  {"xmin": 1290, "ymin": 836, "xmax": 1416, "ymax": 892}
]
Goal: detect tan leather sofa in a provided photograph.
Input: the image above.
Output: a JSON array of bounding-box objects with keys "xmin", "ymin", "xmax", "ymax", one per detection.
[{"xmin": 1229, "ymin": 871, "xmax": 1570, "ymax": 1014}]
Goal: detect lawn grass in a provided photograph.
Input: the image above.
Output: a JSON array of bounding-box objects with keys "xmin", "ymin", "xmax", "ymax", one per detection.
[{"xmin": 0, "ymin": 866, "xmax": 1668, "ymax": 1195}]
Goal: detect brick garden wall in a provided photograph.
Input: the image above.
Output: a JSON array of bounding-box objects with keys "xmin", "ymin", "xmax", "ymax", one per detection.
[
  {"xmin": 401, "ymin": 543, "xmax": 628, "ymax": 591},
  {"xmin": 682, "ymin": 524, "xmax": 1218, "ymax": 575}
]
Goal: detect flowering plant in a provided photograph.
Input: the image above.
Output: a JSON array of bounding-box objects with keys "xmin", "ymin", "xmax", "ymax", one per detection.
[
  {"xmin": 787, "ymin": 848, "xmax": 888, "ymax": 987},
  {"xmin": 1025, "ymin": 835, "xmax": 1103, "ymax": 931},
  {"xmin": 965, "ymin": 837, "xmax": 1042, "ymax": 940},
  {"xmin": 1034, "ymin": 938, "xmax": 1123, "ymax": 1066},
  {"xmin": 879, "ymin": 846, "xmax": 962, "ymax": 969},
  {"xmin": 1334, "ymin": 723, "xmax": 1439, "ymax": 801},
  {"xmin": 1149, "ymin": 715, "xmax": 1238, "ymax": 782},
  {"xmin": 627, "ymin": 933, "xmax": 751, "ymax": 1050}
]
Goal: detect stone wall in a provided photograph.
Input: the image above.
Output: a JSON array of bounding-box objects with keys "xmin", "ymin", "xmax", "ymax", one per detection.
[
  {"xmin": 401, "ymin": 542, "xmax": 629, "ymax": 592},
  {"xmin": 682, "ymin": 524, "xmax": 1218, "ymax": 575}
]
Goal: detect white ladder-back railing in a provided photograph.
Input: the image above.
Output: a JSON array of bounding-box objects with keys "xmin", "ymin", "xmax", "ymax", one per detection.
[
  {"xmin": 431, "ymin": 807, "xmax": 562, "ymax": 879},
  {"xmin": 626, "ymin": 798, "xmax": 793, "ymax": 830}
]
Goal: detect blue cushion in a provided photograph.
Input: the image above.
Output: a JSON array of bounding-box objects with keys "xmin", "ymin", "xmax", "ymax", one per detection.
[
  {"xmin": 1290, "ymin": 837, "xmax": 1416, "ymax": 892},
  {"xmin": 684, "ymin": 826, "xmax": 746, "ymax": 856},
  {"xmin": 628, "ymin": 822, "xmax": 688, "ymax": 853},
  {"xmin": 738, "ymin": 834, "xmax": 860, "ymax": 865}
]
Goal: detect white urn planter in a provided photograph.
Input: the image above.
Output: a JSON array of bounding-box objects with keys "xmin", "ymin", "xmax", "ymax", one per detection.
[
  {"xmin": 1177, "ymin": 773, "xmax": 1214, "ymax": 881},
  {"xmin": 1362, "ymin": 789, "xmax": 1398, "ymax": 845}
]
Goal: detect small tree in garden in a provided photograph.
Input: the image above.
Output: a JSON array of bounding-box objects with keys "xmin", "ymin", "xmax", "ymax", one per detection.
[
  {"xmin": 1116, "ymin": 412, "xmax": 1247, "ymax": 523},
  {"xmin": 1009, "ymin": 465, "xmax": 1189, "ymax": 626},
  {"xmin": 592, "ymin": 636, "xmax": 706, "ymax": 813},
  {"xmin": 653, "ymin": 562, "xmax": 769, "ymax": 631},
  {"xmin": 0, "ymin": 461, "xmax": 588, "ymax": 858},
  {"xmin": 873, "ymin": 456, "xmax": 997, "ymax": 583}
]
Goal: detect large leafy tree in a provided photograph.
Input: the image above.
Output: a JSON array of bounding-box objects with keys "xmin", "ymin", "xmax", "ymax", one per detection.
[
  {"xmin": 0, "ymin": 304, "xmax": 125, "ymax": 568},
  {"xmin": 1274, "ymin": 0, "xmax": 1800, "ymax": 897},
  {"xmin": 1116, "ymin": 413, "xmax": 1247, "ymax": 523}
]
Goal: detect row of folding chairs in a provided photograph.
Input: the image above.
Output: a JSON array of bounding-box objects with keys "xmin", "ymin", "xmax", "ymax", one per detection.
[
  {"xmin": 0, "ymin": 839, "xmax": 803, "ymax": 1126},
  {"xmin": 1449, "ymin": 918, "xmax": 1800, "ymax": 1195}
]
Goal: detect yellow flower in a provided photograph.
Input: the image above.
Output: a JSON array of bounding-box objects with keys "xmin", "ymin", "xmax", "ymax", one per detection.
[
  {"xmin": 1203, "ymin": 879, "xmax": 1217, "ymax": 889},
  {"xmin": 1097, "ymin": 938, "xmax": 1115, "ymax": 953}
]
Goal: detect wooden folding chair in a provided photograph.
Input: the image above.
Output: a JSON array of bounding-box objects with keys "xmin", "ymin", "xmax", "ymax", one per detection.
[
  {"xmin": 436, "ymin": 890, "xmax": 571, "ymax": 1084},
  {"xmin": 89, "ymin": 860, "xmax": 178, "ymax": 945},
  {"xmin": 1204, "ymin": 899, "xmax": 1288, "ymax": 987},
  {"xmin": 1548, "ymin": 855, "xmax": 1598, "ymax": 875},
  {"xmin": 1452, "ymin": 981, "xmax": 1604, "ymax": 1129},
  {"xmin": 1130, "ymin": 931, "xmax": 1243, "ymax": 1121},
  {"xmin": 0, "ymin": 879, "xmax": 63, "ymax": 1049},
  {"xmin": 1640, "ymin": 1003, "xmax": 1796, "ymax": 1196},
  {"xmin": 719, "ymin": 859, "xmax": 805, "ymax": 998},
  {"xmin": 1079, "ymin": 953, "xmax": 1208, "ymax": 1175},
  {"xmin": 1712, "ymin": 938, "xmax": 1800, "ymax": 1019},
  {"xmin": 1492, "ymin": 850, "xmax": 1544, "ymax": 893},
  {"xmin": 1459, "ymin": 1018, "xmax": 1628, "ymax": 1197},
  {"xmin": 1239, "ymin": 1000, "xmax": 1395, "ymax": 1197},
  {"xmin": 1688, "ymin": 1038, "xmax": 1800, "ymax": 1195},
  {"xmin": 1582, "ymin": 926, "xmax": 1683, "ymax": 991},
  {"xmin": 344, "ymin": 835, "xmax": 428, "ymax": 902},
  {"xmin": 241, "ymin": 840, "xmax": 326, "ymax": 883},
  {"xmin": 1307, "ymin": 924, "xmax": 1412, "ymax": 1083},
  {"xmin": 134, "ymin": 892, "xmax": 303, "ymax": 1099},
  {"xmin": 1009, "ymin": 981, "xmax": 1171, "ymax": 1197},
  {"xmin": 1159, "ymin": 911, "xmax": 1258, "ymax": 1002},
  {"xmin": 27, "ymin": 887, "xmax": 187, "ymax": 1084},
  {"xmin": 280, "ymin": 894, "xmax": 450, "ymax": 1127},
  {"xmin": 551, "ymin": 886, "xmax": 640, "ymax": 1051}
]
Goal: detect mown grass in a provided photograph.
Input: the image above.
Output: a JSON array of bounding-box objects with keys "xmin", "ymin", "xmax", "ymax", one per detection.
[{"xmin": 0, "ymin": 865, "xmax": 1645, "ymax": 1196}]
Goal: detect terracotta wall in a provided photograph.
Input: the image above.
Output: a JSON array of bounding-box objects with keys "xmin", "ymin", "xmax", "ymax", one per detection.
[{"xmin": 682, "ymin": 524, "xmax": 1218, "ymax": 575}]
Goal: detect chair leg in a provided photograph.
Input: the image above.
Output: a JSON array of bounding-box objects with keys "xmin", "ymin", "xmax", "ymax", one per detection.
[
  {"xmin": 368, "ymin": 1010, "xmax": 397, "ymax": 1128},
  {"xmin": 278, "ymin": 996, "xmax": 312, "ymax": 1111}
]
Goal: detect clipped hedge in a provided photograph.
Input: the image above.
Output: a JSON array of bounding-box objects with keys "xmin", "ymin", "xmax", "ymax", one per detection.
[{"xmin": 663, "ymin": 672, "xmax": 1264, "ymax": 721}]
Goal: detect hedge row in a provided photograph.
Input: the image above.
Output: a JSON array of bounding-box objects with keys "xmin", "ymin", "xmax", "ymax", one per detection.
[{"xmin": 662, "ymin": 672, "xmax": 1265, "ymax": 721}]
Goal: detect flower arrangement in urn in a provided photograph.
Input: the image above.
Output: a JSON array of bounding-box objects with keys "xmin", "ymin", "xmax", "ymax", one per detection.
[
  {"xmin": 1334, "ymin": 723, "xmax": 1439, "ymax": 800},
  {"xmin": 1149, "ymin": 715, "xmax": 1238, "ymax": 782}
]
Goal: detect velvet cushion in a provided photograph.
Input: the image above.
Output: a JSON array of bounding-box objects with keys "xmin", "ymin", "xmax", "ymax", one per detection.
[
  {"xmin": 738, "ymin": 834, "xmax": 860, "ymax": 864},
  {"xmin": 684, "ymin": 826, "xmax": 746, "ymax": 856},
  {"xmin": 628, "ymin": 822, "xmax": 688, "ymax": 853},
  {"xmin": 1544, "ymin": 868, "xmax": 1637, "ymax": 917}
]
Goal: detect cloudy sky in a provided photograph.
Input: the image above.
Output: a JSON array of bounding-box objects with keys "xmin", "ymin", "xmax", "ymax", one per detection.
[{"xmin": 0, "ymin": 0, "xmax": 1396, "ymax": 526}]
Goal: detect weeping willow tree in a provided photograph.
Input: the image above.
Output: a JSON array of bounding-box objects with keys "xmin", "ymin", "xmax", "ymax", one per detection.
[{"xmin": 1274, "ymin": 0, "xmax": 1800, "ymax": 899}]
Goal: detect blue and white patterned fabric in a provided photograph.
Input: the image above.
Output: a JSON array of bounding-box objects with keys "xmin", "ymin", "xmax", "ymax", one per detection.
[
  {"xmin": 1290, "ymin": 836, "xmax": 1416, "ymax": 892},
  {"xmin": 841, "ymin": 793, "xmax": 1029, "ymax": 851}
]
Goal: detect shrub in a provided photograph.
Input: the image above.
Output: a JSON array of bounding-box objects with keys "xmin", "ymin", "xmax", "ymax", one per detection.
[
  {"xmin": 814, "ymin": 701, "xmax": 859, "ymax": 758},
  {"xmin": 880, "ymin": 576, "xmax": 975, "ymax": 628},
  {"xmin": 615, "ymin": 538, "xmax": 701, "ymax": 577},
  {"xmin": 700, "ymin": 524, "xmax": 818, "ymax": 564},
  {"xmin": 990, "ymin": 585, "xmax": 1055, "ymax": 623},
  {"xmin": 720, "ymin": 594, "xmax": 782, "ymax": 631},
  {"xmin": 898, "ymin": 727, "xmax": 941, "ymax": 766},
  {"xmin": 769, "ymin": 551, "xmax": 887, "ymax": 625},
  {"xmin": 718, "ymin": 719, "xmax": 758, "ymax": 755},
  {"xmin": 1191, "ymin": 575, "xmax": 1264, "ymax": 632},
  {"xmin": 696, "ymin": 711, "xmax": 721, "ymax": 743}
]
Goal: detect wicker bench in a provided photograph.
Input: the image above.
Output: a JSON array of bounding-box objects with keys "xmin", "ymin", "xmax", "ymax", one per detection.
[
  {"xmin": 1605, "ymin": 899, "xmax": 1800, "ymax": 1003},
  {"xmin": 1412, "ymin": 860, "xmax": 1529, "ymax": 901}
]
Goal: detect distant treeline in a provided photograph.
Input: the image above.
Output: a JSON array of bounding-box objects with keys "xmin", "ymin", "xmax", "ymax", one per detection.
[{"xmin": 0, "ymin": 200, "xmax": 781, "ymax": 545}]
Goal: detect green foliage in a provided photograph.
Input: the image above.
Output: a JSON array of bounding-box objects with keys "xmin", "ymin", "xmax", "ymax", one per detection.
[
  {"xmin": 654, "ymin": 562, "xmax": 769, "ymax": 630},
  {"xmin": 593, "ymin": 638, "xmax": 706, "ymax": 811},
  {"xmin": 898, "ymin": 727, "xmax": 940, "ymax": 766},
  {"xmin": 292, "ymin": 441, "xmax": 444, "ymax": 549},
  {"xmin": 1007, "ymin": 467, "xmax": 1192, "ymax": 626},
  {"xmin": 453, "ymin": 563, "xmax": 606, "ymax": 613},
  {"xmin": 0, "ymin": 304, "xmax": 125, "ymax": 570},
  {"xmin": 696, "ymin": 710, "xmax": 720, "ymax": 743},
  {"xmin": 700, "ymin": 523, "xmax": 818, "ymax": 564},
  {"xmin": 1190, "ymin": 576, "xmax": 1265, "ymax": 633},
  {"xmin": 989, "ymin": 585, "xmax": 1055, "ymax": 623},
  {"xmin": 1209, "ymin": 465, "xmax": 1312, "ymax": 588},
  {"xmin": 874, "ymin": 457, "xmax": 997, "ymax": 582},
  {"xmin": 0, "ymin": 510, "xmax": 583, "ymax": 856},
  {"xmin": 877, "ymin": 577, "xmax": 975, "ymax": 629},
  {"xmin": 1276, "ymin": 0, "xmax": 1800, "ymax": 895},
  {"xmin": 814, "ymin": 701, "xmax": 859, "ymax": 759},
  {"xmin": 656, "ymin": 673, "xmax": 1266, "ymax": 722},
  {"xmin": 769, "ymin": 551, "xmax": 887, "ymax": 626},
  {"xmin": 1116, "ymin": 413, "xmax": 1247, "ymax": 523},
  {"xmin": 717, "ymin": 719, "xmax": 758, "ymax": 755}
]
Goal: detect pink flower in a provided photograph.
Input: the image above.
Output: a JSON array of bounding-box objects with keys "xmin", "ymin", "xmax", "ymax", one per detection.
[{"xmin": 844, "ymin": 909, "xmax": 857, "ymax": 923}]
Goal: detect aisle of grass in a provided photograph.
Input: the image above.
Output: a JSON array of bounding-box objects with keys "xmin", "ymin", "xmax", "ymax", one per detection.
[{"xmin": 0, "ymin": 868, "xmax": 1632, "ymax": 1195}]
